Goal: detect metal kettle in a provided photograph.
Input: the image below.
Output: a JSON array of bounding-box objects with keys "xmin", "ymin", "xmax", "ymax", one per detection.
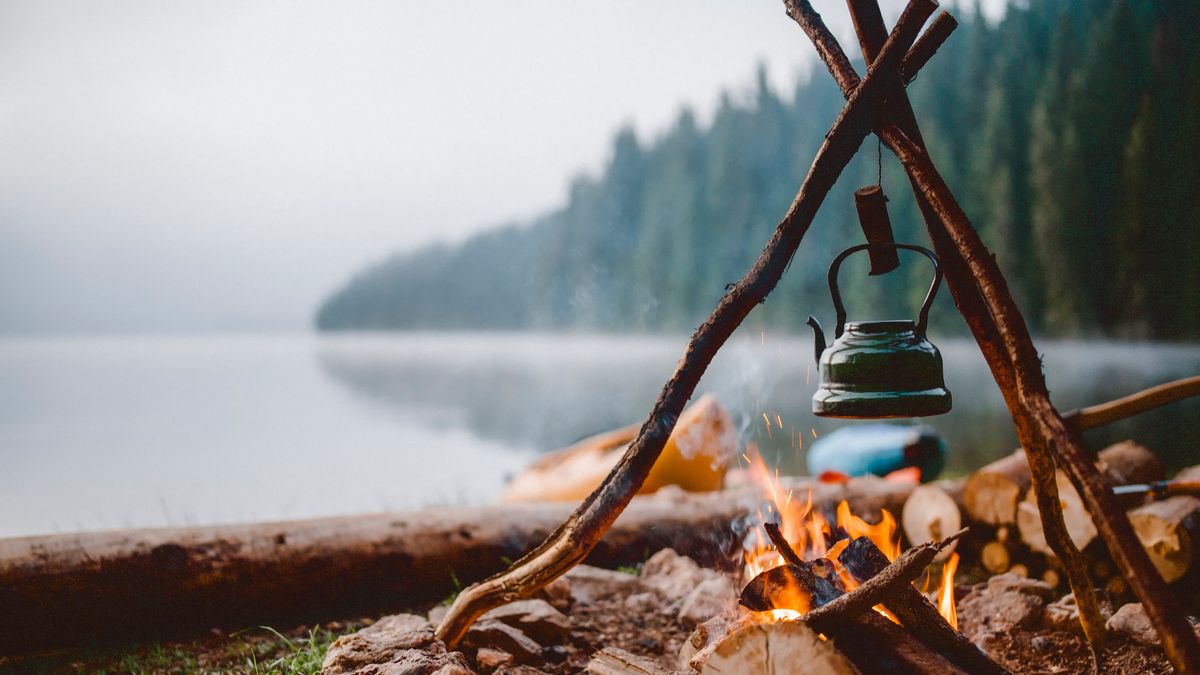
[{"xmin": 806, "ymin": 243, "xmax": 952, "ymax": 419}]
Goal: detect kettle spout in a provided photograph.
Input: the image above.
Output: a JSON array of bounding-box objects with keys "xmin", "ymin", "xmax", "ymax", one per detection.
[{"xmin": 806, "ymin": 315, "xmax": 825, "ymax": 366}]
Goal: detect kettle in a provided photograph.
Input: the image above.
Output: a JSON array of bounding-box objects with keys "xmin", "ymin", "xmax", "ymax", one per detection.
[{"xmin": 807, "ymin": 243, "xmax": 952, "ymax": 418}]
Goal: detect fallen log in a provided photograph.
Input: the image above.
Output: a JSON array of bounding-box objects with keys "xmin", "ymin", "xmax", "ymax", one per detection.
[
  {"xmin": 1015, "ymin": 442, "xmax": 1164, "ymax": 555},
  {"xmin": 0, "ymin": 476, "xmax": 912, "ymax": 655},
  {"xmin": 1128, "ymin": 465, "xmax": 1200, "ymax": 583}
]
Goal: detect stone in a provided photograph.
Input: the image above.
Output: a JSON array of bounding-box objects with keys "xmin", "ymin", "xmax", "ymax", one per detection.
[
  {"xmin": 986, "ymin": 572, "xmax": 1056, "ymax": 600},
  {"xmin": 624, "ymin": 592, "xmax": 660, "ymax": 614},
  {"xmin": 1031, "ymin": 636, "xmax": 1052, "ymax": 652},
  {"xmin": 1043, "ymin": 593, "xmax": 1114, "ymax": 633},
  {"xmin": 564, "ymin": 564, "xmax": 637, "ymax": 604},
  {"xmin": 677, "ymin": 576, "xmax": 737, "ymax": 629},
  {"xmin": 639, "ymin": 549, "xmax": 719, "ymax": 601},
  {"xmin": 322, "ymin": 614, "xmax": 437, "ymax": 674},
  {"xmin": 1107, "ymin": 603, "xmax": 1158, "ymax": 645},
  {"xmin": 586, "ymin": 646, "xmax": 667, "ymax": 674},
  {"xmin": 428, "ymin": 604, "xmax": 449, "ymax": 627},
  {"xmin": 463, "ymin": 621, "xmax": 543, "ymax": 665},
  {"xmin": 475, "ymin": 647, "xmax": 514, "ymax": 673},
  {"xmin": 537, "ymin": 575, "xmax": 574, "ymax": 611},
  {"xmin": 957, "ymin": 577, "xmax": 1046, "ymax": 641},
  {"xmin": 479, "ymin": 599, "xmax": 571, "ymax": 644}
]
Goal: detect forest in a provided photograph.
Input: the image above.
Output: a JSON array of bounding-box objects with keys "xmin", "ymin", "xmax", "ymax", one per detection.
[{"xmin": 317, "ymin": 0, "xmax": 1200, "ymax": 339}]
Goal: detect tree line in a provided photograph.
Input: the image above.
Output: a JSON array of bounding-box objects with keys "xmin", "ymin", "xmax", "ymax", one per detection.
[{"xmin": 317, "ymin": 0, "xmax": 1200, "ymax": 339}]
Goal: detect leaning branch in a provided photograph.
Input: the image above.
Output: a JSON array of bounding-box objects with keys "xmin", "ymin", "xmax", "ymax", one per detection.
[{"xmin": 433, "ymin": 0, "xmax": 938, "ymax": 647}]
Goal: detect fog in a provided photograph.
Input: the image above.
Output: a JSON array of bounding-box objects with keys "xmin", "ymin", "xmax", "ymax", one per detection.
[{"xmin": 0, "ymin": 1, "xmax": 1009, "ymax": 335}]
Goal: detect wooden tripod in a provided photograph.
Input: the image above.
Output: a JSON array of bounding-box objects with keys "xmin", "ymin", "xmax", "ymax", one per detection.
[{"xmin": 436, "ymin": 1, "xmax": 1200, "ymax": 671}]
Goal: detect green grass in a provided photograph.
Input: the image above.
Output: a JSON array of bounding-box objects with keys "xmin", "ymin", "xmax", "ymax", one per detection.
[{"xmin": 1, "ymin": 623, "xmax": 354, "ymax": 675}]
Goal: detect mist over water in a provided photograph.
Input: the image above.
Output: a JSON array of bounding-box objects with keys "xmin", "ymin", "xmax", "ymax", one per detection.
[{"xmin": 2, "ymin": 332, "xmax": 1198, "ymax": 537}]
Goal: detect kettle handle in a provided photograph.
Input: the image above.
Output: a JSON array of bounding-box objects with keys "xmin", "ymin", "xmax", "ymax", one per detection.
[{"xmin": 828, "ymin": 243, "xmax": 942, "ymax": 339}]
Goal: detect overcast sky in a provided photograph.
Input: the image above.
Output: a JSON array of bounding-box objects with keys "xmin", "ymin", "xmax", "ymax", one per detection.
[{"xmin": 0, "ymin": 0, "xmax": 999, "ymax": 335}]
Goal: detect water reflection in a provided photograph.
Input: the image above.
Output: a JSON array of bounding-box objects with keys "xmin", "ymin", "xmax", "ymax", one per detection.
[{"xmin": 317, "ymin": 333, "xmax": 1200, "ymax": 476}]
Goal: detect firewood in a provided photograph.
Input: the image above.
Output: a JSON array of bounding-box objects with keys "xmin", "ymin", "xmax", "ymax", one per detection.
[
  {"xmin": 963, "ymin": 451, "xmax": 1032, "ymax": 526},
  {"xmin": 587, "ymin": 647, "xmax": 669, "ymax": 675},
  {"xmin": 838, "ymin": 536, "xmax": 1009, "ymax": 675},
  {"xmin": 902, "ymin": 481, "xmax": 963, "ymax": 561},
  {"xmin": 1015, "ymin": 442, "xmax": 1165, "ymax": 555},
  {"xmin": 980, "ymin": 540, "xmax": 1011, "ymax": 575},
  {"xmin": 1128, "ymin": 466, "xmax": 1200, "ymax": 583},
  {"xmin": 698, "ymin": 620, "xmax": 856, "ymax": 675}
]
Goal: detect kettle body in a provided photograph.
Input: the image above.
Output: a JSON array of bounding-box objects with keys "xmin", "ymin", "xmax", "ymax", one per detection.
[{"xmin": 808, "ymin": 243, "xmax": 952, "ymax": 419}]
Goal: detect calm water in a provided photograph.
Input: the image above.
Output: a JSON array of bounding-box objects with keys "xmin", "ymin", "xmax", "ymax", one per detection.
[{"xmin": 2, "ymin": 332, "xmax": 1198, "ymax": 537}]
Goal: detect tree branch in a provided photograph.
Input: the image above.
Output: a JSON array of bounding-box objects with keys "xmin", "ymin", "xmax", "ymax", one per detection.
[{"xmin": 433, "ymin": 0, "xmax": 938, "ymax": 647}]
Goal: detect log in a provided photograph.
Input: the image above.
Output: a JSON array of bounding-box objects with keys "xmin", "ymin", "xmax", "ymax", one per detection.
[
  {"xmin": 902, "ymin": 481, "xmax": 963, "ymax": 560},
  {"xmin": 962, "ymin": 451, "xmax": 1032, "ymax": 526},
  {"xmin": 698, "ymin": 620, "xmax": 857, "ymax": 675},
  {"xmin": 1128, "ymin": 465, "xmax": 1200, "ymax": 583},
  {"xmin": 587, "ymin": 647, "xmax": 670, "ymax": 675},
  {"xmin": 1015, "ymin": 442, "xmax": 1165, "ymax": 555},
  {"xmin": 966, "ymin": 441, "xmax": 1163, "ymax": 530},
  {"xmin": 838, "ymin": 537, "xmax": 1008, "ymax": 675},
  {"xmin": 0, "ymin": 477, "xmax": 913, "ymax": 655}
]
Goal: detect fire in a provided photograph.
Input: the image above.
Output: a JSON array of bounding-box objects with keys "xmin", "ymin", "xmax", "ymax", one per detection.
[
  {"xmin": 740, "ymin": 447, "xmax": 958, "ymax": 628},
  {"xmin": 938, "ymin": 552, "xmax": 960, "ymax": 630}
]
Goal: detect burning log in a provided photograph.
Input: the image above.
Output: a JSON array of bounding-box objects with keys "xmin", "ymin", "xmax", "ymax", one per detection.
[
  {"xmin": 837, "ymin": 536, "xmax": 1008, "ymax": 675},
  {"xmin": 1128, "ymin": 465, "xmax": 1200, "ymax": 583},
  {"xmin": 1014, "ymin": 441, "xmax": 1164, "ymax": 555},
  {"xmin": 724, "ymin": 526, "xmax": 994, "ymax": 675}
]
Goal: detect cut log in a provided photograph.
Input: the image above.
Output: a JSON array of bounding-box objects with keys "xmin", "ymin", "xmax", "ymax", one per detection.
[
  {"xmin": 902, "ymin": 481, "xmax": 963, "ymax": 561},
  {"xmin": 980, "ymin": 540, "xmax": 1012, "ymax": 575},
  {"xmin": 1128, "ymin": 466, "xmax": 1200, "ymax": 583},
  {"xmin": 963, "ymin": 451, "xmax": 1031, "ymax": 526},
  {"xmin": 699, "ymin": 620, "xmax": 856, "ymax": 675},
  {"xmin": 1016, "ymin": 442, "xmax": 1165, "ymax": 555},
  {"xmin": 0, "ymin": 475, "xmax": 914, "ymax": 654},
  {"xmin": 587, "ymin": 647, "xmax": 670, "ymax": 675}
]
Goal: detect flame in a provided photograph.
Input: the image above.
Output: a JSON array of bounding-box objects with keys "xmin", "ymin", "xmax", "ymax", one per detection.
[
  {"xmin": 938, "ymin": 552, "xmax": 959, "ymax": 630},
  {"xmin": 739, "ymin": 448, "xmax": 961, "ymax": 632}
]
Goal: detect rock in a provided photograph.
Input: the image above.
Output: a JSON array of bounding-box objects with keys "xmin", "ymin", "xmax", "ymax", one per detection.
[
  {"xmin": 537, "ymin": 576, "xmax": 574, "ymax": 611},
  {"xmin": 624, "ymin": 592, "xmax": 660, "ymax": 614},
  {"xmin": 462, "ymin": 621, "xmax": 543, "ymax": 665},
  {"xmin": 1107, "ymin": 603, "xmax": 1158, "ymax": 645},
  {"xmin": 565, "ymin": 564, "xmax": 637, "ymax": 604},
  {"xmin": 480, "ymin": 599, "xmax": 571, "ymax": 644},
  {"xmin": 1044, "ymin": 593, "xmax": 1114, "ymax": 633},
  {"xmin": 1031, "ymin": 636, "xmax": 1052, "ymax": 652},
  {"xmin": 322, "ymin": 614, "xmax": 437, "ymax": 674},
  {"xmin": 493, "ymin": 666, "xmax": 551, "ymax": 675},
  {"xmin": 677, "ymin": 576, "xmax": 737, "ymax": 629},
  {"xmin": 958, "ymin": 576, "xmax": 1046, "ymax": 641},
  {"xmin": 640, "ymin": 549, "xmax": 719, "ymax": 601},
  {"xmin": 475, "ymin": 647, "xmax": 514, "ymax": 673},
  {"xmin": 986, "ymin": 572, "xmax": 1056, "ymax": 600}
]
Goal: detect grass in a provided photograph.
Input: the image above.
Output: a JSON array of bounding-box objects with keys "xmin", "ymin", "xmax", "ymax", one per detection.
[{"xmin": 1, "ymin": 623, "xmax": 356, "ymax": 675}]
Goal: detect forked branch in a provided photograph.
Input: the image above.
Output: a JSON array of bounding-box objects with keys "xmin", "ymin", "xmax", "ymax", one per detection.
[{"xmin": 434, "ymin": 0, "xmax": 939, "ymax": 647}]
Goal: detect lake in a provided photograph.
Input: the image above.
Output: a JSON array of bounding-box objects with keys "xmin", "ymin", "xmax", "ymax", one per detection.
[{"xmin": 2, "ymin": 332, "xmax": 1198, "ymax": 537}]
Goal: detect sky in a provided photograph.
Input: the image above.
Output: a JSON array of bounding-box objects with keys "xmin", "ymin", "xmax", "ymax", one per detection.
[{"xmin": 0, "ymin": 0, "xmax": 1001, "ymax": 335}]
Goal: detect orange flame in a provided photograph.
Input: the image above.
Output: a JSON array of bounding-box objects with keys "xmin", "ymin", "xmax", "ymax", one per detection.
[
  {"xmin": 740, "ymin": 446, "xmax": 961, "ymax": 630},
  {"xmin": 938, "ymin": 552, "xmax": 959, "ymax": 630}
]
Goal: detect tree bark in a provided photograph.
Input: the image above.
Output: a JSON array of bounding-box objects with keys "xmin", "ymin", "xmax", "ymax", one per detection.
[{"xmin": 434, "ymin": 0, "xmax": 938, "ymax": 648}]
